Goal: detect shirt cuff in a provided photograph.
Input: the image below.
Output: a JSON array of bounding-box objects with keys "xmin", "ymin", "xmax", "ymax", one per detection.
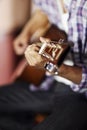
[{"xmin": 70, "ymin": 65, "xmax": 87, "ymax": 93}]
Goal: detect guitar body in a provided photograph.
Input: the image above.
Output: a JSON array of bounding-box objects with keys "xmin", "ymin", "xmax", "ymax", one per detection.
[
  {"xmin": 13, "ymin": 24, "xmax": 67, "ymax": 86},
  {"xmin": 43, "ymin": 24, "xmax": 67, "ymax": 42}
]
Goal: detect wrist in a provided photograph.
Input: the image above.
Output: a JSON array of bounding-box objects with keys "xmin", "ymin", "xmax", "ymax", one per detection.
[{"xmin": 58, "ymin": 64, "xmax": 69, "ymax": 76}]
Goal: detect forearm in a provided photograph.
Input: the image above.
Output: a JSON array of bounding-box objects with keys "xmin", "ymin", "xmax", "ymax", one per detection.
[
  {"xmin": 21, "ymin": 9, "xmax": 51, "ymax": 38},
  {"xmin": 58, "ymin": 64, "xmax": 82, "ymax": 84},
  {"xmin": 13, "ymin": 10, "xmax": 51, "ymax": 55}
]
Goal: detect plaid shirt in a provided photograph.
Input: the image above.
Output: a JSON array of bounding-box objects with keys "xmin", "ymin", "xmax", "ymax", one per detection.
[{"xmin": 32, "ymin": 0, "xmax": 87, "ymax": 94}]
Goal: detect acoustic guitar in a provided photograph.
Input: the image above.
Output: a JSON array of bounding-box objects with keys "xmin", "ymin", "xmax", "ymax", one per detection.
[{"xmin": 11, "ymin": 24, "xmax": 68, "ymax": 86}]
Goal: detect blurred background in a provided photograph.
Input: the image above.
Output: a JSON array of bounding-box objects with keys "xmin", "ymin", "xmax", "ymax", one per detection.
[{"xmin": 0, "ymin": 0, "xmax": 34, "ymax": 86}]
